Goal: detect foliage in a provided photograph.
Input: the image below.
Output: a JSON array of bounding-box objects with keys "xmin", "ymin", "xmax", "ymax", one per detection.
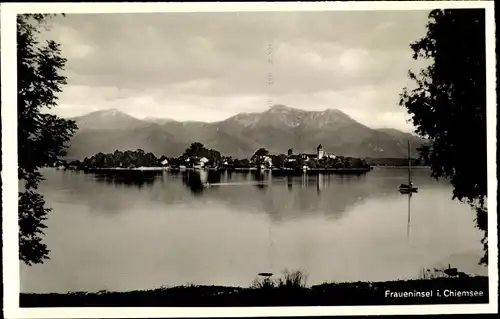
[
  {"xmin": 73, "ymin": 145, "xmax": 372, "ymax": 171},
  {"xmin": 167, "ymin": 157, "xmax": 183, "ymax": 167},
  {"xmin": 233, "ymin": 158, "xmax": 251, "ymax": 168},
  {"xmin": 416, "ymin": 145, "xmax": 432, "ymax": 166},
  {"xmin": 250, "ymin": 277, "xmax": 276, "ymax": 290},
  {"xmin": 74, "ymin": 149, "xmax": 160, "ymax": 169},
  {"xmin": 365, "ymin": 157, "xmax": 423, "ymax": 167},
  {"xmin": 182, "ymin": 142, "xmax": 221, "ymax": 164},
  {"xmin": 284, "ymin": 156, "xmax": 304, "ymax": 169},
  {"xmin": 250, "ymin": 269, "xmax": 308, "ymax": 290},
  {"xmin": 252, "ymin": 148, "xmax": 270, "ymax": 160},
  {"xmin": 20, "ymin": 275, "xmax": 489, "ymax": 307},
  {"xmin": 399, "ymin": 9, "xmax": 487, "ymax": 264},
  {"xmin": 17, "ymin": 14, "xmax": 78, "ymax": 265},
  {"xmin": 271, "ymin": 154, "xmax": 287, "ymax": 168},
  {"xmin": 307, "ymin": 158, "xmax": 318, "ymax": 169},
  {"xmin": 276, "ymin": 269, "xmax": 308, "ymax": 288}
]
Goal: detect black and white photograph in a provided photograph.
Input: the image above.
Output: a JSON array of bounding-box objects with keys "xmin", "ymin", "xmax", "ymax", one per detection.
[{"xmin": 1, "ymin": 1, "xmax": 497, "ymax": 317}]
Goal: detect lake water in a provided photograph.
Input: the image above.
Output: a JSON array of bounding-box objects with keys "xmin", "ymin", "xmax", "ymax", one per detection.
[{"xmin": 20, "ymin": 168, "xmax": 487, "ymax": 293}]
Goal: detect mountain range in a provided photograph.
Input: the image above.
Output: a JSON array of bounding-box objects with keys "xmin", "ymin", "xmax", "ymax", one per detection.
[{"xmin": 64, "ymin": 105, "xmax": 426, "ymax": 161}]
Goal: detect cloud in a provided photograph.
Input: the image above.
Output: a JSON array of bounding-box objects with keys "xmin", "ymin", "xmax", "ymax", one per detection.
[{"xmin": 39, "ymin": 10, "xmax": 432, "ymax": 132}]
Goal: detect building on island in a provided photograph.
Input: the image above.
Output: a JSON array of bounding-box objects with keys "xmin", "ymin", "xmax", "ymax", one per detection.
[
  {"xmin": 283, "ymin": 144, "xmax": 337, "ymax": 169},
  {"xmin": 252, "ymin": 152, "xmax": 273, "ymax": 168},
  {"xmin": 260, "ymin": 155, "xmax": 273, "ymax": 168},
  {"xmin": 318, "ymin": 144, "xmax": 324, "ymax": 160},
  {"xmin": 296, "ymin": 144, "xmax": 336, "ymax": 162},
  {"xmin": 186, "ymin": 156, "xmax": 210, "ymax": 168}
]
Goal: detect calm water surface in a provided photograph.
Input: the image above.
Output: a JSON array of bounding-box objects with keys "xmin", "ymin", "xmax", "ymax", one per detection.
[{"xmin": 20, "ymin": 168, "xmax": 487, "ymax": 293}]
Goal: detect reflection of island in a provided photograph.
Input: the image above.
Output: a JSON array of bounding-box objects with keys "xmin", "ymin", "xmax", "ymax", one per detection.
[
  {"xmin": 181, "ymin": 170, "xmax": 222, "ymax": 195},
  {"xmin": 181, "ymin": 169, "xmax": 272, "ymax": 193},
  {"xmin": 70, "ymin": 168, "xmax": 439, "ymax": 225},
  {"xmin": 252, "ymin": 171, "xmax": 267, "ymax": 190},
  {"xmin": 256, "ymin": 170, "xmax": 436, "ymax": 223},
  {"xmin": 317, "ymin": 173, "xmax": 324, "ymax": 193},
  {"xmin": 172, "ymin": 170, "xmax": 393, "ymax": 223},
  {"xmin": 182, "ymin": 171, "xmax": 204, "ymax": 194},
  {"xmin": 41, "ymin": 169, "xmax": 164, "ymax": 215},
  {"xmin": 92, "ymin": 170, "xmax": 158, "ymax": 188}
]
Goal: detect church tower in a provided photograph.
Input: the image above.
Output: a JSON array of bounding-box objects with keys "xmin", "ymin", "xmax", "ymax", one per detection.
[{"xmin": 317, "ymin": 144, "xmax": 324, "ymax": 160}]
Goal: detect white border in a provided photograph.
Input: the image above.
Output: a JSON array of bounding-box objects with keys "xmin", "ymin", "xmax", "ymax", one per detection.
[{"xmin": 1, "ymin": 1, "xmax": 497, "ymax": 318}]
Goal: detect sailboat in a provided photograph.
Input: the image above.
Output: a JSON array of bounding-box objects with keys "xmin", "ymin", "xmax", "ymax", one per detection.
[{"xmin": 399, "ymin": 140, "xmax": 418, "ymax": 193}]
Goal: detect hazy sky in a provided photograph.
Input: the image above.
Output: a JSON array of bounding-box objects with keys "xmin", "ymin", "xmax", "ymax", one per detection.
[{"xmin": 40, "ymin": 10, "xmax": 431, "ymax": 132}]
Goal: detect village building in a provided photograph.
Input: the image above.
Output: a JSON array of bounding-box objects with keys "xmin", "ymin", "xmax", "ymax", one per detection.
[
  {"xmin": 290, "ymin": 144, "xmax": 336, "ymax": 162},
  {"xmin": 262, "ymin": 156, "xmax": 273, "ymax": 167},
  {"xmin": 194, "ymin": 156, "xmax": 209, "ymax": 168}
]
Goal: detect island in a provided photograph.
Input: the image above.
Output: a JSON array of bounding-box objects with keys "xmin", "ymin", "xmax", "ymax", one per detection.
[{"xmin": 61, "ymin": 142, "xmax": 375, "ymax": 174}]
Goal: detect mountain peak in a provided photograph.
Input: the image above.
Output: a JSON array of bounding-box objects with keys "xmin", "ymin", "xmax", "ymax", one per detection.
[
  {"xmin": 322, "ymin": 108, "xmax": 342, "ymax": 113},
  {"xmin": 144, "ymin": 116, "xmax": 178, "ymax": 124},
  {"xmin": 67, "ymin": 105, "xmax": 426, "ymax": 160},
  {"xmin": 268, "ymin": 104, "xmax": 294, "ymax": 112},
  {"xmin": 103, "ymin": 108, "xmax": 120, "ymax": 113},
  {"xmin": 84, "ymin": 108, "xmax": 131, "ymax": 118},
  {"xmin": 102, "ymin": 108, "xmax": 129, "ymax": 116},
  {"xmin": 72, "ymin": 108, "xmax": 147, "ymax": 131},
  {"xmin": 267, "ymin": 105, "xmax": 347, "ymax": 115}
]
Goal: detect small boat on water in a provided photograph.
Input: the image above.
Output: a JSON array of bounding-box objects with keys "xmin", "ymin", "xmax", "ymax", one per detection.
[
  {"xmin": 400, "ymin": 184, "xmax": 418, "ymax": 193},
  {"xmin": 399, "ymin": 140, "xmax": 418, "ymax": 193}
]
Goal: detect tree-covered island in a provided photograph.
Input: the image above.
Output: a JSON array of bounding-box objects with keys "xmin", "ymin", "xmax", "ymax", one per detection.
[{"xmin": 63, "ymin": 142, "xmax": 378, "ymax": 172}]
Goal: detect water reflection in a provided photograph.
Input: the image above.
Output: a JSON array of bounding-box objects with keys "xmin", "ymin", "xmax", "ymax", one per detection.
[
  {"xmin": 317, "ymin": 173, "xmax": 324, "ymax": 193},
  {"xmin": 64, "ymin": 168, "xmax": 451, "ymax": 225},
  {"xmin": 252, "ymin": 171, "xmax": 267, "ymax": 190},
  {"xmin": 92, "ymin": 170, "xmax": 158, "ymax": 188},
  {"xmin": 182, "ymin": 171, "xmax": 204, "ymax": 194},
  {"xmin": 406, "ymin": 192, "xmax": 413, "ymax": 242},
  {"xmin": 181, "ymin": 170, "xmax": 224, "ymax": 195},
  {"xmin": 23, "ymin": 168, "xmax": 486, "ymax": 293}
]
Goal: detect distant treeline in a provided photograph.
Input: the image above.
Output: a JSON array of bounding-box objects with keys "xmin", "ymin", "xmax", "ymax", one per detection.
[
  {"xmin": 364, "ymin": 157, "xmax": 427, "ymax": 167},
  {"xmin": 69, "ymin": 149, "xmax": 162, "ymax": 169},
  {"xmin": 65, "ymin": 142, "xmax": 375, "ymax": 170}
]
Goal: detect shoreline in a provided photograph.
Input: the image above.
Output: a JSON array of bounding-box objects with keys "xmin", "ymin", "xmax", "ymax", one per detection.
[
  {"xmin": 20, "ymin": 276, "xmax": 489, "ymax": 307},
  {"xmin": 60, "ymin": 167, "xmax": 376, "ymax": 174}
]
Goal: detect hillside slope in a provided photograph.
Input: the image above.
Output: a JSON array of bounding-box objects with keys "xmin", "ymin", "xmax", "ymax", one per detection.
[{"xmin": 65, "ymin": 106, "xmax": 426, "ymax": 160}]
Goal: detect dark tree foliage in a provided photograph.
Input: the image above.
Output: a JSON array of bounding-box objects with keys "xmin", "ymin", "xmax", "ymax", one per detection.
[
  {"xmin": 183, "ymin": 142, "xmax": 205, "ymax": 158},
  {"xmin": 271, "ymin": 154, "xmax": 287, "ymax": 168},
  {"xmin": 18, "ymin": 14, "xmax": 78, "ymax": 265},
  {"xmin": 416, "ymin": 145, "xmax": 431, "ymax": 166},
  {"xmin": 399, "ymin": 9, "xmax": 488, "ymax": 264},
  {"xmin": 75, "ymin": 149, "xmax": 160, "ymax": 169},
  {"xmin": 252, "ymin": 148, "xmax": 270, "ymax": 159},
  {"xmin": 182, "ymin": 142, "xmax": 221, "ymax": 163},
  {"xmin": 240, "ymin": 158, "xmax": 251, "ymax": 167}
]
